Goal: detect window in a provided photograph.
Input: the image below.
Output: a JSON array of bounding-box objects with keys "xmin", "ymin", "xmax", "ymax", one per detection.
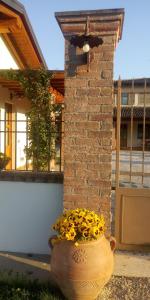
[
  {"xmin": 121, "ymin": 93, "xmax": 128, "ymax": 105},
  {"xmin": 0, "ymin": 108, "xmax": 5, "ymax": 153},
  {"xmin": 0, "ymin": 107, "xmax": 63, "ymax": 171},
  {"xmin": 138, "ymin": 94, "xmax": 150, "ymax": 106},
  {"xmin": 16, "ymin": 113, "xmax": 27, "ymax": 170},
  {"xmin": 137, "ymin": 124, "xmax": 143, "ymax": 139},
  {"xmin": 137, "ymin": 124, "xmax": 150, "ymax": 139}
]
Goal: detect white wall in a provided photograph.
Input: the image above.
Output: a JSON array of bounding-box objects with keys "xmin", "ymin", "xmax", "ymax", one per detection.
[
  {"xmin": 0, "ymin": 181, "xmax": 63, "ymax": 254},
  {"xmin": 0, "ymin": 36, "xmax": 18, "ymax": 69},
  {"xmin": 0, "ymin": 85, "xmax": 31, "ymax": 169}
]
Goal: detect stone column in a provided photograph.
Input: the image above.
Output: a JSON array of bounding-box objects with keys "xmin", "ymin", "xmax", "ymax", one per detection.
[{"xmin": 55, "ymin": 9, "xmax": 124, "ymax": 234}]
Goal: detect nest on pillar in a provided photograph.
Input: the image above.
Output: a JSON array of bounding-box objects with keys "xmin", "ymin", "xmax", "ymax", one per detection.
[{"xmin": 70, "ymin": 17, "xmax": 103, "ymax": 72}]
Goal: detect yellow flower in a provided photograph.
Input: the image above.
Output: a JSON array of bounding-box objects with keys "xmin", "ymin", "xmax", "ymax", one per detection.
[
  {"xmin": 74, "ymin": 242, "xmax": 79, "ymax": 247},
  {"xmin": 52, "ymin": 208, "xmax": 105, "ymax": 242}
]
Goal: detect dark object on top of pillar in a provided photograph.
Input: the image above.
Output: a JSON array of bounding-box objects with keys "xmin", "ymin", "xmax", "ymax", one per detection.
[{"xmin": 55, "ymin": 8, "xmax": 124, "ymax": 46}]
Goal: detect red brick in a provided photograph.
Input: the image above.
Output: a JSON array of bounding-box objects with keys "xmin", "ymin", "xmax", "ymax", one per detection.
[
  {"xmin": 63, "ymin": 203, "xmax": 74, "ymax": 210},
  {"xmin": 101, "ymin": 45, "xmax": 115, "ymax": 51},
  {"xmin": 88, "ymin": 114, "xmax": 112, "ymax": 121},
  {"xmin": 100, "ymin": 105, "xmax": 113, "ymax": 113},
  {"xmin": 88, "ymin": 88, "xmax": 100, "ymax": 97},
  {"xmin": 73, "ymin": 201, "xmax": 88, "ymax": 208},
  {"xmin": 65, "ymin": 88, "xmax": 76, "ymax": 97},
  {"xmin": 75, "ymin": 169, "xmax": 99, "ymax": 179},
  {"xmin": 62, "ymin": 16, "xmax": 119, "ymax": 235},
  {"xmin": 73, "ymin": 186, "xmax": 99, "ymax": 196},
  {"xmin": 64, "ymin": 129, "xmax": 87, "ymax": 137},
  {"xmin": 99, "ymin": 154, "xmax": 112, "ymax": 162},
  {"xmin": 87, "ymin": 178, "xmax": 111, "ymax": 188},
  {"xmin": 100, "ymin": 87, "xmax": 112, "ymax": 96},
  {"xmin": 64, "ymin": 194, "xmax": 88, "ymax": 203},
  {"xmin": 89, "ymin": 79, "xmax": 112, "ymax": 87},
  {"xmin": 100, "ymin": 62, "xmax": 113, "ymax": 70},
  {"xmin": 74, "ymin": 121, "xmax": 99, "ymax": 130},
  {"xmin": 87, "ymin": 163, "xmax": 111, "ymax": 171},
  {"xmin": 65, "ymin": 78, "xmax": 87, "ymax": 88},
  {"xmin": 65, "ymin": 113, "xmax": 88, "ymax": 122},
  {"xmin": 101, "ymin": 70, "xmax": 113, "ymax": 79},
  {"xmin": 88, "ymin": 131, "xmax": 112, "ymax": 139},
  {"xmin": 102, "ymin": 139, "xmax": 112, "ymax": 146},
  {"xmin": 103, "ymin": 51, "xmax": 114, "ymax": 61},
  {"xmin": 63, "ymin": 137, "xmax": 76, "ymax": 146},
  {"xmin": 88, "ymin": 97, "xmax": 104, "ymax": 105},
  {"xmin": 103, "ymin": 36, "xmax": 115, "ymax": 44},
  {"xmin": 76, "ymin": 88, "xmax": 88, "ymax": 96}
]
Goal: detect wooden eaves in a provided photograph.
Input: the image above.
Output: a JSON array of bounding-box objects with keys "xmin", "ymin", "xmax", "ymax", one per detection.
[
  {"xmin": 0, "ymin": 70, "xmax": 64, "ymax": 102},
  {"xmin": 0, "ymin": 0, "xmax": 47, "ymax": 69}
]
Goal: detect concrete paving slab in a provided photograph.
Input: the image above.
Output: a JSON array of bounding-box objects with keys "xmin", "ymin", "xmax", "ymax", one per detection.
[{"xmin": 114, "ymin": 251, "xmax": 150, "ymax": 278}]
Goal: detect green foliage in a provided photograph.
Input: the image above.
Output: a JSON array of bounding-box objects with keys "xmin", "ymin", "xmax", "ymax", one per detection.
[
  {"xmin": 0, "ymin": 69, "xmax": 59, "ymax": 171},
  {"xmin": 0, "ymin": 271, "xmax": 65, "ymax": 300},
  {"xmin": 0, "ymin": 152, "xmax": 10, "ymax": 170}
]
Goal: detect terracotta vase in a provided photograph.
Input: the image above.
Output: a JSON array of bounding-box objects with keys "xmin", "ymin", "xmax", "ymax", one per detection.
[{"xmin": 49, "ymin": 235, "xmax": 116, "ymax": 300}]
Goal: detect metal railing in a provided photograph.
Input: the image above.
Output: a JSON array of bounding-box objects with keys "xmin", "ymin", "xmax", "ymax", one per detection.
[
  {"xmin": 0, "ymin": 116, "xmax": 64, "ymax": 172},
  {"xmin": 113, "ymin": 78, "xmax": 150, "ymax": 188}
]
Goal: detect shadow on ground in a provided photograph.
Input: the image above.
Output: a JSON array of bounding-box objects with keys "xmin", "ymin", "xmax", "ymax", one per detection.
[
  {"xmin": 0, "ymin": 252, "xmax": 51, "ymax": 281},
  {"xmin": 0, "ymin": 252, "xmax": 149, "ymax": 299}
]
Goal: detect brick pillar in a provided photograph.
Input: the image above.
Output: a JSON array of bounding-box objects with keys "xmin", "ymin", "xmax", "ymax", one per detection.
[{"xmin": 55, "ymin": 9, "xmax": 124, "ymax": 234}]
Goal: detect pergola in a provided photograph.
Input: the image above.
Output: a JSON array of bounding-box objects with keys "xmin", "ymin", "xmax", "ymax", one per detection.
[{"xmin": 0, "ymin": 70, "xmax": 64, "ymax": 102}]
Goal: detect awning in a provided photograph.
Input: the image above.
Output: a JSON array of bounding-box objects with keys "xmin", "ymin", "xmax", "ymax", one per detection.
[{"xmin": 0, "ymin": 71, "xmax": 64, "ymax": 101}]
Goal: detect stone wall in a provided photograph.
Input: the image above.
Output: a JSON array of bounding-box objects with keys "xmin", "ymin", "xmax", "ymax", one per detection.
[
  {"xmin": 56, "ymin": 9, "xmax": 124, "ymax": 234},
  {"xmin": 64, "ymin": 37, "xmax": 115, "ymax": 233}
]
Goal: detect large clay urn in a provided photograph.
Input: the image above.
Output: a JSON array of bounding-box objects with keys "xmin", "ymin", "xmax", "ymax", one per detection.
[{"xmin": 49, "ymin": 235, "xmax": 115, "ymax": 300}]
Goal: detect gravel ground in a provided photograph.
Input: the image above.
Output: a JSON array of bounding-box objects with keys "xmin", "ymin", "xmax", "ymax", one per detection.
[{"xmin": 98, "ymin": 275, "xmax": 150, "ymax": 300}]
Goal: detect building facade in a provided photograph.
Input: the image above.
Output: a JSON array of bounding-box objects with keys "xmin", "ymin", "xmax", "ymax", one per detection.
[
  {"xmin": 113, "ymin": 78, "xmax": 150, "ymax": 151},
  {"xmin": 0, "ymin": 0, "xmax": 64, "ymax": 172}
]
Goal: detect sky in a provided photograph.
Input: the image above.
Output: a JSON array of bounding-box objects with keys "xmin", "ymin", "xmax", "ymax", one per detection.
[{"xmin": 19, "ymin": 0, "xmax": 150, "ymax": 80}]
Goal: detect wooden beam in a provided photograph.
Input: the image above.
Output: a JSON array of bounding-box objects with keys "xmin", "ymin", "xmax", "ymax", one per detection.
[
  {"xmin": 49, "ymin": 87, "xmax": 64, "ymax": 103},
  {"xmin": 0, "ymin": 4, "xmax": 41, "ymax": 68},
  {"xmin": 0, "ymin": 18, "xmax": 21, "ymax": 33},
  {"xmin": 0, "ymin": 4, "xmax": 19, "ymax": 18}
]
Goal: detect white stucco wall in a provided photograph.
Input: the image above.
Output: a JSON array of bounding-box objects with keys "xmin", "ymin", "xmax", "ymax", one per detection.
[
  {"xmin": 0, "ymin": 181, "xmax": 63, "ymax": 254},
  {"xmin": 0, "ymin": 36, "xmax": 18, "ymax": 69}
]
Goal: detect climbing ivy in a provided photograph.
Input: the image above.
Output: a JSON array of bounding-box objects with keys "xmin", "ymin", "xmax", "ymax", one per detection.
[{"xmin": 0, "ymin": 69, "xmax": 59, "ymax": 171}]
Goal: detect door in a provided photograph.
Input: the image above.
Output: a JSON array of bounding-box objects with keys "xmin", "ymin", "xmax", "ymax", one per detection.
[
  {"xmin": 120, "ymin": 124, "xmax": 127, "ymax": 149},
  {"xmin": 115, "ymin": 188, "xmax": 150, "ymax": 250},
  {"xmin": 5, "ymin": 103, "xmax": 12, "ymax": 169}
]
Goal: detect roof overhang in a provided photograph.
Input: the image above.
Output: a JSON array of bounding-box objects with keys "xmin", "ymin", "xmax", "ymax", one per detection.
[
  {"xmin": 114, "ymin": 78, "xmax": 150, "ymax": 88},
  {"xmin": 1, "ymin": 72, "xmax": 150, "ymax": 101},
  {"xmin": 0, "ymin": 70, "xmax": 64, "ymax": 102},
  {"xmin": 0, "ymin": 0, "xmax": 47, "ymax": 69}
]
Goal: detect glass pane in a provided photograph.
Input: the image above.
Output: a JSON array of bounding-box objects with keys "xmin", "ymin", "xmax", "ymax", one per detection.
[
  {"xmin": 146, "ymin": 94, "xmax": 150, "ymax": 105},
  {"xmin": 16, "ymin": 113, "xmax": 27, "ymax": 170},
  {"xmin": 121, "ymin": 93, "xmax": 128, "ymax": 105},
  {"xmin": 0, "ymin": 108, "xmax": 5, "ymax": 153}
]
